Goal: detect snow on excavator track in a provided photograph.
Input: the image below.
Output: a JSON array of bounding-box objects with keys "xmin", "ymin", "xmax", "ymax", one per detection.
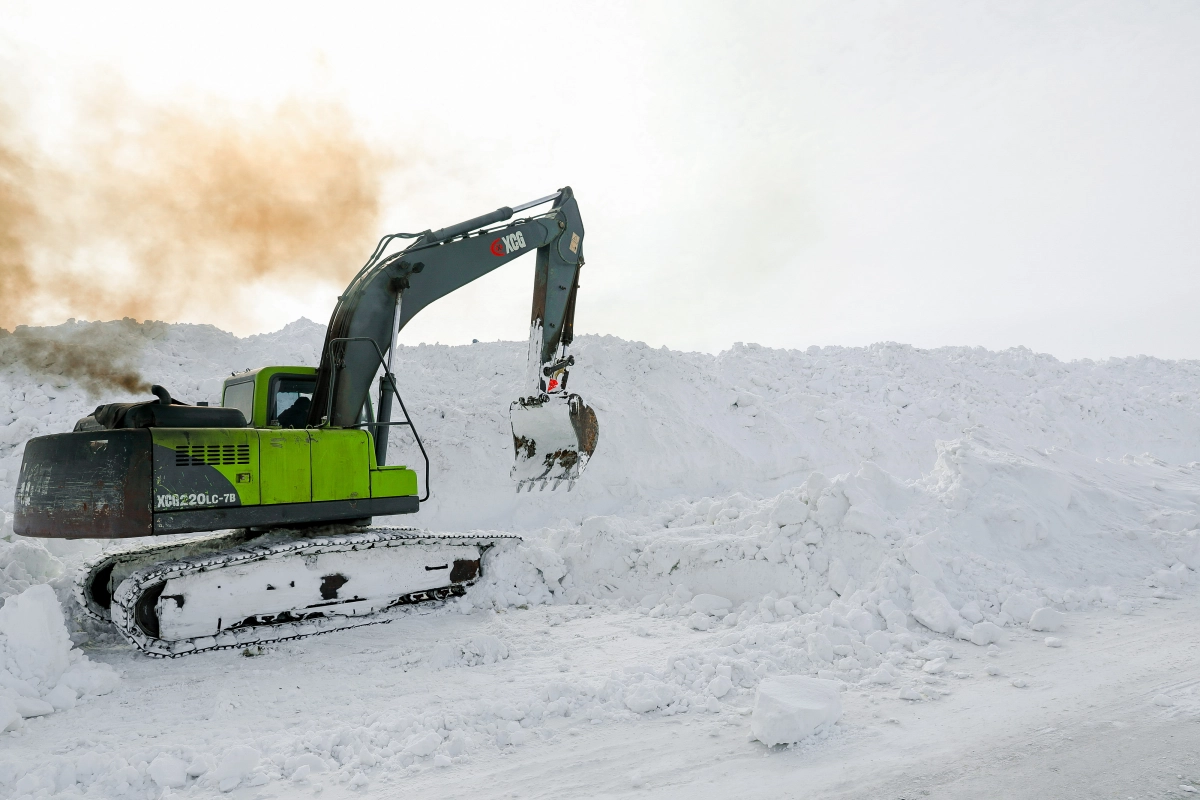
[{"xmin": 79, "ymin": 527, "xmax": 516, "ymax": 658}]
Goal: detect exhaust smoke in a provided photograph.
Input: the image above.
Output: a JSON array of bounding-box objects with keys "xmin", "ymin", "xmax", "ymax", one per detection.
[
  {"xmin": 0, "ymin": 325, "xmax": 151, "ymax": 397},
  {"xmin": 0, "ymin": 85, "xmax": 390, "ymax": 396}
]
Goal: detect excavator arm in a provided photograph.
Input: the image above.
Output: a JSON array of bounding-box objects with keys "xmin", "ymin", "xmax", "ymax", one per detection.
[{"xmin": 308, "ymin": 187, "xmax": 598, "ymax": 489}]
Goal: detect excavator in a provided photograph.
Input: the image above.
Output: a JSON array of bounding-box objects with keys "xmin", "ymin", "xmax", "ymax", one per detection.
[{"xmin": 12, "ymin": 188, "xmax": 599, "ymax": 657}]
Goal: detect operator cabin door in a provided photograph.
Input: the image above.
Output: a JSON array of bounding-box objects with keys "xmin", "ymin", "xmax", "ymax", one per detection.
[{"xmin": 260, "ymin": 375, "xmax": 316, "ymax": 505}]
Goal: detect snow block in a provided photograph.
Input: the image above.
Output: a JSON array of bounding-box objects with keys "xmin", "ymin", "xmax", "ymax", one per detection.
[
  {"xmin": 689, "ymin": 594, "xmax": 733, "ymax": 615},
  {"xmin": 969, "ymin": 621, "xmax": 1004, "ymax": 646},
  {"xmin": 0, "ymin": 695, "xmax": 21, "ymax": 733},
  {"xmin": 1000, "ymin": 592, "xmax": 1041, "ymax": 623},
  {"xmin": 624, "ymin": 679, "xmax": 677, "ymax": 713},
  {"xmin": 148, "ymin": 755, "xmax": 189, "ymax": 789},
  {"xmin": 813, "ymin": 492, "xmax": 850, "ymax": 529},
  {"xmin": 842, "ymin": 505, "xmax": 887, "ymax": 539},
  {"xmin": 905, "ymin": 540, "xmax": 945, "ymax": 581},
  {"xmin": 751, "ymin": 676, "xmax": 842, "ymax": 746},
  {"xmin": 404, "ymin": 732, "xmax": 442, "ymax": 757},
  {"xmin": 213, "ymin": 745, "xmax": 260, "ymax": 791},
  {"xmin": 0, "ymin": 583, "xmax": 72, "ymax": 688},
  {"xmin": 909, "ymin": 575, "xmax": 963, "ymax": 635},
  {"xmin": 770, "ymin": 492, "xmax": 808, "ymax": 527},
  {"xmin": 1029, "ymin": 607, "xmax": 1065, "ymax": 631}
]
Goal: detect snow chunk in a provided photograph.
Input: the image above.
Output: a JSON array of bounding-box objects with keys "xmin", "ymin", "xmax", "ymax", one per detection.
[
  {"xmin": 1029, "ymin": 607, "xmax": 1065, "ymax": 631},
  {"xmin": 807, "ymin": 633, "xmax": 834, "ymax": 664},
  {"xmin": 905, "ymin": 540, "xmax": 944, "ymax": 582},
  {"xmin": 813, "ymin": 491, "xmax": 849, "ymax": 529},
  {"xmin": 45, "ymin": 683, "xmax": 77, "ymax": 710},
  {"xmin": 959, "ymin": 601, "xmax": 984, "ymax": 624},
  {"xmin": 865, "ymin": 630, "xmax": 891, "ymax": 654},
  {"xmin": 689, "ymin": 593, "xmax": 733, "ymax": 616},
  {"xmin": 909, "ymin": 575, "xmax": 963, "ymax": 635},
  {"xmin": 624, "ymin": 679, "xmax": 676, "ymax": 713},
  {"xmin": 770, "ymin": 492, "xmax": 808, "ymax": 527},
  {"xmin": 405, "ymin": 732, "xmax": 442, "ymax": 757},
  {"xmin": 751, "ymin": 677, "xmax": 842, "ymax": 746},
  {"xmin": 0, "ymin": 584, "xmax": 119, "ymax": 720},
  {"xmin": 213, "ymin": 745, "xmax": 259, "ymax": 792},
  {"xmin": 148, "ymin": 754, "xmax": 189, "ymax": 789},
  {"xmin": 1000, "ymin": 592, "xmax": 1041, "ymax": 623},
  {"xmin": 0, "ymin": 583, "xmax": 71, "ymax": 687},
  {"xmin": 843, "ymin": 503, "xmax": 888, "ymax": 539},
  {"xmin": 0, "ymin": 695, "xmax": 20, "ymax": 733},
  {"xmin": 970, "ymin": 621, "xmax": 1004, "ymax": 646}
]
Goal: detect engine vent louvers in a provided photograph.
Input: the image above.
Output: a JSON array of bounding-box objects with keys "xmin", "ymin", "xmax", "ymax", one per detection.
[{"xmin": 175, "ymin": 444, "xmax": 251, "ymax": 467}]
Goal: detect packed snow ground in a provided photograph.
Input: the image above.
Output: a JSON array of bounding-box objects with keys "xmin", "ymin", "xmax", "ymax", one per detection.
[{"xmin": 2, "ymin": 318, "xmax": 1200, "ymax": 798}]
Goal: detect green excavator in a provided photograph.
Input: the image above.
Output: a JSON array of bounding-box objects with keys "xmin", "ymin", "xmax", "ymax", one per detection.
[{"xmin": 12, "ymin": 188, "xmax": 599, "ymax": 656}]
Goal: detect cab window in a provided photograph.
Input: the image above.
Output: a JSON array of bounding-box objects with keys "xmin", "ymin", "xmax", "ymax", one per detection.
[
  {"xmin": 222, "ymin": 381, "xmax": 254, "ymax": 425},
  {"xmin": 270, "ymin": 375, "xmax": 317, "ymax": 428}
]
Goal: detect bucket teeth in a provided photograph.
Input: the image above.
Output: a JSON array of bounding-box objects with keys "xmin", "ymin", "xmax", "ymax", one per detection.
[{"xmin": 514, "ymin": 477, "xmax": 575, "ymax": 493}]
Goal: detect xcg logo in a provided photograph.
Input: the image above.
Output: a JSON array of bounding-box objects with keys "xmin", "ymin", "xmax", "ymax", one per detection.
[{"xmin": 491, "ymin": 231, "xmax": 527, "ymax": 257}]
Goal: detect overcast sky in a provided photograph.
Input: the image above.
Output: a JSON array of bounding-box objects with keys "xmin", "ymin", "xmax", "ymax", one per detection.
[{"xmin": 4, "ymin": 1, "xmax": 1199, "ymax": 360}]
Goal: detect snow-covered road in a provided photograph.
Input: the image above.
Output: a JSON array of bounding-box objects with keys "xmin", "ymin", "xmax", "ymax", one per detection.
[{"xmin": 12, "ymin": 593, "xmax": 1200, "ymax": 799}]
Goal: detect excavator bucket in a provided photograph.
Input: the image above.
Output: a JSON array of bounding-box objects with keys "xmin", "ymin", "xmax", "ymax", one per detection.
[{"xmin": 510, "ymin": 393, "xmax": 599, "ymax": 489}]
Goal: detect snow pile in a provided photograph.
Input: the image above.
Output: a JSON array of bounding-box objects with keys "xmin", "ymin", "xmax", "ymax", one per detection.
[
  {"xmin": 474, "ymin": 427, "xmax": 1200, "ymax": 623},
  {"xmin": 0, "ymin": 318, "xmax": 1199, "ymax": 793},
  {"xmin": 0, "ymin": 584, "xmax": 119, "ymax": 732},
  {"xmin": 751, "ymin": 676, "xmax": 842, "ymax": 746},
  {"xmin": 453, "ymin": 423, "xmax": 1200, "ymax": 712}
]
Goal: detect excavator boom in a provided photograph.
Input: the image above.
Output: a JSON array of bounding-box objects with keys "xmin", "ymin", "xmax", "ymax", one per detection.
[{"xmin": 311, "ymin": 186, "xmax": 597, "ymax": 488}]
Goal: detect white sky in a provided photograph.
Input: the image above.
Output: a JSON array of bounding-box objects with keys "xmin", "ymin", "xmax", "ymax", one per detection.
[{"xmin": 4, "ymin": 1, "xmax": 1199, "ymax": 360}]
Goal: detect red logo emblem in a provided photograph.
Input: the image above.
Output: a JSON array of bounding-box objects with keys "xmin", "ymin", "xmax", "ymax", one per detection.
[
  {"xmin": 546, "ymin": 378, "xmax": 559, "ymax": 392},
  {"xmin": 490, "ymin": 238, "xmax": 506, "ymax": 257}
]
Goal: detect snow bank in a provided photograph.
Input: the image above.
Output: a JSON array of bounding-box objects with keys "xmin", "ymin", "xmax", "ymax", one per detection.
[{"xmin": 0, "ymin": 585, "xmax": 119, "ymax": 731}]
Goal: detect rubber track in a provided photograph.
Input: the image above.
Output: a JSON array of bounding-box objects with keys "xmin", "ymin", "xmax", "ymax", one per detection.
[{"xmin": 107, "ymin": 527, "xmax": 519, "ymax": 658}]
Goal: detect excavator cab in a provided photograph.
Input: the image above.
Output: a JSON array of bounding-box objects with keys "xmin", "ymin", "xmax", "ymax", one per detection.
[{"xmin": 221, "ymin": 367, "xmax": 317, "ymax": 428}]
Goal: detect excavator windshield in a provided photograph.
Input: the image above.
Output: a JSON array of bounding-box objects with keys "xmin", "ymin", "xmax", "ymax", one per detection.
[{"xmin": 270, "ymin": 376, "xmax": 315, "ymax": 428}]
